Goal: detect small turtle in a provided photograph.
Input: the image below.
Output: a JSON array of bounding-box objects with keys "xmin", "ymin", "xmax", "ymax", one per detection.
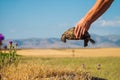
[{"xmin": 61, "ymin": 27, "xmax": 95, "ymax": 47}]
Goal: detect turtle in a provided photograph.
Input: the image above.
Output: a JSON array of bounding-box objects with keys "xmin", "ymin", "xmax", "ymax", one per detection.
[{"xmin": 61, "ymin": 27, "xmax": 95, "ymax": 47}]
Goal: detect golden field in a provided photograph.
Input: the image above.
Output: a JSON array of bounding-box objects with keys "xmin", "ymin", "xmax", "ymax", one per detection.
[
  {"xmin": 1, "ymin": 48, "xmax": 120, "ymax": 80},
  {"xmin": 17, "ymin": 48, "xmax": 120, "ymax": 57}
]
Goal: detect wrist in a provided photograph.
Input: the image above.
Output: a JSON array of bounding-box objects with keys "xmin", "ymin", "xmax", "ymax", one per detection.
[{"xmin": 82, "ymin": 17, "xmax": 92, "ymax": 25}]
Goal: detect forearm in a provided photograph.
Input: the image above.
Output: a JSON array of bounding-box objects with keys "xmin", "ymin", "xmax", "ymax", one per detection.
[{"xmin": 83, "ymin": 0, "xmax": 114, "ymax": 24}]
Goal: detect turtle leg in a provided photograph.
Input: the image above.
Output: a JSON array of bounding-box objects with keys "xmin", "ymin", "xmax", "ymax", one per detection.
[
  {"xmin": 89, "ymin": 38, "xmax": 95, "ymax": 44},
  {"xmin": 84, "ymin": 39, "xmax": 89, "ymax": 47}
]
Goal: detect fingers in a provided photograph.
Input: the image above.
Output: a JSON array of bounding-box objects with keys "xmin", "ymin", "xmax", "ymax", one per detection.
[
  {"xmin": 82, "ymin": 27, "xmax": 86, "ymax": 35},
  {"xmin": 74, "ymin": 18, "xmax": 90, "ymax": 39},
  {"xmin": 74, "ymin": 25, "xmax": 78, "ymax": 38},
  {"xmin": 74, "ymin": 26, "xmax": 82, "ymax": 39},
  {"xmin": 74, "ymin": 25, "xmax": 86, "ymax": 39},
  {"xmin": 74, "ymin": 25, "xmax": 80, "ymax": 38},
  {"xmin": 79, "ymin": 27, "xmax": 83, "ymax": 38}
]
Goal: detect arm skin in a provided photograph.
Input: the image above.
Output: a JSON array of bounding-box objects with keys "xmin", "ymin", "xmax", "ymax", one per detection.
[{"xmin": 74, "ymin": 0, "xmax": 114, "ymax": 39}]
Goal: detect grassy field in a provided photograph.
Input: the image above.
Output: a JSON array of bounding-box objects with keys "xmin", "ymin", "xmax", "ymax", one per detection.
[
  {"xmin": 0, "ymin": 48, "xmax": 120, "ymax": 80},
  {"xmin": 17, "ymin": 48, "xmax": 120, "ymax": 57}
]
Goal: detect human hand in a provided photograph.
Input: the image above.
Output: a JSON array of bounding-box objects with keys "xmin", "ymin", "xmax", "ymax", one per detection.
[{"xmin": 74, "ymin": 18, "xmax": 91, "ymax": 39}]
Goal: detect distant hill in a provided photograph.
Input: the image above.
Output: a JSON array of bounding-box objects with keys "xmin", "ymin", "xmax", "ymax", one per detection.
[{"xmin": 2, "ymin": 34, "xmax": 120, "ymax": 48}]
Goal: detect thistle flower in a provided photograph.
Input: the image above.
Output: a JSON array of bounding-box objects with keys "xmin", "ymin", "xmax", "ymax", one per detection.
[
  {"xmin": 0, "ymin": 34, "xmax": 4, "ymax": 41},
  {"xmin": 0, "ymin": 34, "xmax": 4, "ymax": 46},
  {"xmin": 16, "ymin": 43, "xmax": 18, "ymax": 46},
  {"xmin": 4, "ymin": 45, "xmax": 7, "ymax": 50},
  {"xmin": 9, "ymin": 41, "xmax": 13, "ymax": 45},
  {"xmin": 3, "ymin": 45, "xmax": 7, "ymax": 54}
]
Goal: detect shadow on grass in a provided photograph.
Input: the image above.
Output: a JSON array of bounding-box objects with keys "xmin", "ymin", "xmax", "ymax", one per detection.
[{"xmin": 92, "ymin": 77, "xmax": 107, "ymax": 80}]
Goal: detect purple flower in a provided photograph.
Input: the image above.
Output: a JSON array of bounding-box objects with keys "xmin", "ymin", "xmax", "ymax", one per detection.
[
  {"xmin": 9, "ymin": 41, "xmax": 13, "ymax": 45},
  {"xmin": 16, "ymin": 43, "xmax": 18, "ymax": 46},
  {"xmin": 0, "ymin": 34, "xmax": 4, "ymax": 46},
  {"xmin": 0, "ymin": 34, "xmax": 4, "ymax": 41},
  {"xmin": 4, "ymin": 45, "xmax": 7, "ymax": 49}
]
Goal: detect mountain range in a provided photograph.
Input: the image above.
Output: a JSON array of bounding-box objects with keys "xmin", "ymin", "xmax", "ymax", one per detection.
[{"xmin": 3, "ymin": 34, "xmax": 120, "ymax": 48}]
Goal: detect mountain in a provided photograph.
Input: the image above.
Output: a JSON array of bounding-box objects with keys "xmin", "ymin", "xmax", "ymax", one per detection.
[{"xmin": 2, "ymin": 34, "xmax": 120, "ymax": 48}]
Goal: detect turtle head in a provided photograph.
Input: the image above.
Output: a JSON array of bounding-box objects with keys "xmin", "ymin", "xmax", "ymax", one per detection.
[{"xmin": 61, "ymin": 34, "xmax": 66, "ymax": 43}]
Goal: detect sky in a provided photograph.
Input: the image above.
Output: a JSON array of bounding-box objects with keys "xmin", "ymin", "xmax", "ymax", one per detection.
[{"xmin": 0, "ymin": 0, "xmax": 120, "ymax": 39}]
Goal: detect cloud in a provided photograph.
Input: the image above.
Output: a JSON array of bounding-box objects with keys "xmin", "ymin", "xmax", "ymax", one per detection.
[{"xmin": 94, "ymin": 18, "xmax": 120, "ymax": 27}]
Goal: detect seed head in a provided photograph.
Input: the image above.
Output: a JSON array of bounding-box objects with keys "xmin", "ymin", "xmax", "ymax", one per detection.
[{"xmin": 97, "ymin": 64, "xmax": 101, "ymax": 70}]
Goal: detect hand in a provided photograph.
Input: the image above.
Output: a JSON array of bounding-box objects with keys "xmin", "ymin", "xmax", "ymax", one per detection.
[
  {"xmin": 74, "ymin": 18, "xmax": 91, "ymax": 39},
  {"xmin": 74, "ymin": 0, "xmax": 113, "ymax": 39}
]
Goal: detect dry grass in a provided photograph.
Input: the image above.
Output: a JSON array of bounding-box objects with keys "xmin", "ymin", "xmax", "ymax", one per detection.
[
  {"xmin": 17, "ymin": 48, "xmax": 120, "ymax": 57},
  {"xmin": 1, "ymin": 57, "xmax": 120, "ymax": 80},
  {"xmin": 1, "ymin": 48, "xmax": 120, "ymax": 80},
  {"xmin": 1, "ymin": 62, "xmax": 92, "ymax": 80}
]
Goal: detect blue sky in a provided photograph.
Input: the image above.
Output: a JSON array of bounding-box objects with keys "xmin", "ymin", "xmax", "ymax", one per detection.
[{"xmin": 0, "ymin": 0, "xmax": 120, "ymax": 39}]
